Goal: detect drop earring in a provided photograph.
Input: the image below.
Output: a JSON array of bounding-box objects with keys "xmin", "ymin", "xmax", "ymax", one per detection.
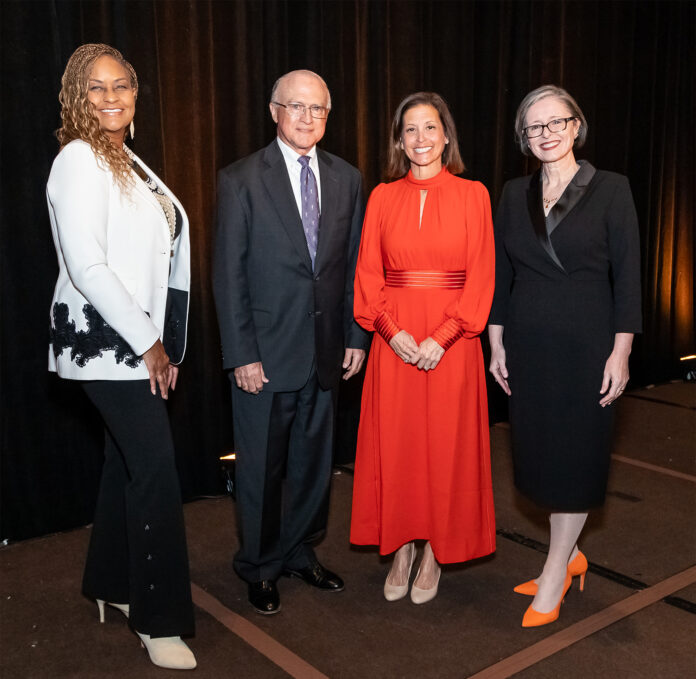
[{"xmin": 129, "ymin": 121, "xmax": 135, "ymax": 140}]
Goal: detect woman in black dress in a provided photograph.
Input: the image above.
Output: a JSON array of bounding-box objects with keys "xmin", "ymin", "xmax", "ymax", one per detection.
[{"xmin": 488, "ymin": 85, "xmax": 641, "ymax": 627}]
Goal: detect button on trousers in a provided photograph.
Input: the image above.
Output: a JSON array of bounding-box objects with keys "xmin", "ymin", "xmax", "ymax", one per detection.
[{"xmin": 81, "ymin": 380, "xmax": 194, "ymax": 638}]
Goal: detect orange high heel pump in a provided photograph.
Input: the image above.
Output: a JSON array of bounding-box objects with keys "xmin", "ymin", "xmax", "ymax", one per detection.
[
  {"xmin": 522, "ymin": 572, "xmax": 572, "ymax": 627},
  {"xmin": 514, "ymin": 550, "xmax": 587, "ymax": 595}
]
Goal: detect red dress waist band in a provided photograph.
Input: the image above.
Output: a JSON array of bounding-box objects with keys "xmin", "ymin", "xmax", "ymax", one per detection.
[{"xmin": 384, "ymin": 269, "xmax": 467, "ymax": 288}]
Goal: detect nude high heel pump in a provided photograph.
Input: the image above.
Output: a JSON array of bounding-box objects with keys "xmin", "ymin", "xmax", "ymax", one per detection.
[
  {"xmin": 137, "ymin": 632, "xmax": 197, "ymax": 670},
  {"xmin": 521, "ymin": 572, "xmax": 572, "ymax": 627},
  {"xmin": 410, "ymin": 544, "xmax": 441, "ymax": 605},
  {"xmin": 410, "ymin": 564, "xmax": 441, "ymax": 604},
  {"xmin": 514, "ymin": 551, "xmax": 588, "ymax": 596},
  {"xmin": 96, "ymin": 599, "xmax": 130, "ymax": 623},
  {"xmin": 384, "ymin": 542, "xmax": 416, "ymax": 601}
]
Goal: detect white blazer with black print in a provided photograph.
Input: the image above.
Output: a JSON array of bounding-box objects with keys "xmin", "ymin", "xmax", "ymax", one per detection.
[{"xmin": 46, "ymin": 139, "xmax": 190, "ymax": 380}]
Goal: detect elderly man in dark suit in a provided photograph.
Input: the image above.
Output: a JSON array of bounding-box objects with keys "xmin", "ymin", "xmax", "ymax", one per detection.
[{"xmin": 213, "ymin": 70, "xmax": 369, "ymax": 615}]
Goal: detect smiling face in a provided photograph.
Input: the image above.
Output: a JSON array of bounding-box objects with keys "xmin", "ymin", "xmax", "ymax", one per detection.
[
  {"xmin": 524, "ymin": 96, "xmax": 580, "ymax": 164},
  {"xmin": 86, "ymin": 55, "xmax": 136, "ymax": 146},
  {"xmin": 270, "ymin": 72, "xmax": 329, "ymax": 155},
  {"xmin": 399, "ymin": 104, "xmax": 448, "ymax": 178}
]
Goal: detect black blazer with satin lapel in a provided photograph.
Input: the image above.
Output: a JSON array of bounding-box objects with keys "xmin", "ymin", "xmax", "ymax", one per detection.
[
  {"xmin": 490, "ymin": 164, "xmax": 642, "ymax": 334},
  {"xmin": 213, "ymin": 140, "xmax": 370, "ymax": 392},
  {"xmin": 525, "ymin": 160, "xmax": 598, "ymax": 273}
]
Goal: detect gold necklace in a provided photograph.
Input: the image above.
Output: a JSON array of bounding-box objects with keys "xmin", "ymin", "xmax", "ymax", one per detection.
[
  {"xmin": 543, "ymin": 162, "xmax": 580, "ymax": 210},
  {"xmin": 543, "ymin": 194, "xmax": 559, "ymax": 209}
]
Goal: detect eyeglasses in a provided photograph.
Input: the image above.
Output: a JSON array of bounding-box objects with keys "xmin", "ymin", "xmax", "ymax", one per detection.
[
  {"xmin": 272, "ymin": 101, "xmax": 329, "ymax": 119},
  {"xmin": 523, "ymin": 117, "xmax": 577, "ymax": 138}
]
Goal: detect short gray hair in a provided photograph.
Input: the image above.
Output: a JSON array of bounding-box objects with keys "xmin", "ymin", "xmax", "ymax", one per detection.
[
  {"xmin": 514, "ymin": 85, "xmax": 587, "ymax": 156},
  {"xmin": 270, "ymin": 69, "xmax": 332, "ymax": 110}
]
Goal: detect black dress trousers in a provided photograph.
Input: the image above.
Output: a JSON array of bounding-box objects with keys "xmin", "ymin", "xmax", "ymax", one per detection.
[
  {"xmin": 231, "ymin": 366, "xmax": 336, "ymax": 583},
  {"xmin": 81, "ymin": 380, "xmax": 194, "ymax": 638}
]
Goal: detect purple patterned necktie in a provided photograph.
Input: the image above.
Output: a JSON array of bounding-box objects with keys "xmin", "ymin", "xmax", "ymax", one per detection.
[{"xmin": 298, "ymin": 155, "xmax": 320, "ymax": 269}]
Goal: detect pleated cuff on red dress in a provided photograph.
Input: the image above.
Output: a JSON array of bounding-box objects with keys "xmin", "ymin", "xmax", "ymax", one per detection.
[
  {"xmin": 373, "ymin": 310, "xmax": 401, "ymax": 344},
  {"xmin": 431, "ymin": 317, "xmax": 464, "ymax": 351}
]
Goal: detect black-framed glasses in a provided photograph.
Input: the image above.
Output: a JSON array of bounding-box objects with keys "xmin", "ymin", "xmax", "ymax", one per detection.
[
  {"xmin": 272, "ymin": 101, "xmax": 329, "ymax": 119},
  {"xmin": 523, "ymin": 117, "xmax": 577, "ymax": 138}
]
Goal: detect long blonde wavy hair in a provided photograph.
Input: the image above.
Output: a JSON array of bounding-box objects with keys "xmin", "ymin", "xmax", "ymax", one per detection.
[{"xmin": 57, "ymin": 44, "xmax": 138, "ymax": 191}]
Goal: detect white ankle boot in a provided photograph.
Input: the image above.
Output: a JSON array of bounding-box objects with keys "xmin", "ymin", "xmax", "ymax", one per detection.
[{"xmin": 136, "ymin": 632, "xmax": 197, "ymax": 670}]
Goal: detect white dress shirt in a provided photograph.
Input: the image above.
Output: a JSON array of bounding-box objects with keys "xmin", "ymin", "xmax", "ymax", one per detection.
[{"xmin": 276, "ymin": 137, "xmax": 322, "ymax": 216}]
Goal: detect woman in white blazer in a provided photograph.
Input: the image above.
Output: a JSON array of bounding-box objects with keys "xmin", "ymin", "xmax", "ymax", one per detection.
[{"xmin": 47, "ymin": 44, "xmax": 195, "ymax": 670}]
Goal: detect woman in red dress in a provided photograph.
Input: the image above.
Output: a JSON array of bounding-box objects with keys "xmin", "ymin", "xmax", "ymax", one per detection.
[{"xmin": 350, "ymin": 92, "xmax": 496, "ymax": 603}]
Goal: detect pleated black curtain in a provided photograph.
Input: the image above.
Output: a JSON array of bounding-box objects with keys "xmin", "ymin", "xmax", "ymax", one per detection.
[{"xmin": 1, "ymin": 0, "xmax": 693, "ymax": 540}]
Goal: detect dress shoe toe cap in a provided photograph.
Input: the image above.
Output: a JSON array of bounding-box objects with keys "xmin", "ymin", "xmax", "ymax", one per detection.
[{"xmin": 248, "ymin": 580, "xmax": 280, "ymax": 614}]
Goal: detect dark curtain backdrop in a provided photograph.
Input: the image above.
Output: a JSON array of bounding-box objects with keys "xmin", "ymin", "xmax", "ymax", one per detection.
[{"xmin": 1, "ymin": 0, "xmax": 693, "ymax": 541}]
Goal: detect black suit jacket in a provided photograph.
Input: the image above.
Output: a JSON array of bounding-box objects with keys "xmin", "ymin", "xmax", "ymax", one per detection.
[{"xmin": 213, "ymin": 140, "xmax": 370, "ymax": 392}]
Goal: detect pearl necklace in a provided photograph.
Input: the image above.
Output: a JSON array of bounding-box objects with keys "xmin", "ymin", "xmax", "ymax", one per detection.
[
  {"xmin": 150, "ymin": 184, "xmax": 176, "ymax": 246},
  {"xmin": 124, "ymin": 146, "xmax": 176, "ymax": 246}
]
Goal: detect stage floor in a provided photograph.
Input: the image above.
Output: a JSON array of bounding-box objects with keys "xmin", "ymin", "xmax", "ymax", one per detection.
[{"xmin": 1, "ymin": 382, "xmax": 694, "ymax": 678}]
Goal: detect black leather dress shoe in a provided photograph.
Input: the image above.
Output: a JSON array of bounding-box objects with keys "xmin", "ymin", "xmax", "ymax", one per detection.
[
  {"xmin": 248, "ymin": 580, "xmax": 280, "ymax": 614},
  {"xmin": 283, "ymin": 562, "xmax": 344, "ymax": 591}
]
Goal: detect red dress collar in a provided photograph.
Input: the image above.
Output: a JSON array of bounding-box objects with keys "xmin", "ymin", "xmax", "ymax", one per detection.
[{"xmin": 403, "ymin": 166, "xmax": 452, "ymax": 189}]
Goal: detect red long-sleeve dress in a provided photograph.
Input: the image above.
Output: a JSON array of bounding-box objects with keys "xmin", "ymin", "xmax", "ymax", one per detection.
[{"xmin": 350, "ymin": 168, "xmax": 496, "ymax": 563}]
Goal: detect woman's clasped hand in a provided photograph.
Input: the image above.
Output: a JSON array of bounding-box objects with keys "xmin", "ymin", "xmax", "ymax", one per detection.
[{"xmin": 389, "ymin": 331, "xmax": 445, "ymax": 370}]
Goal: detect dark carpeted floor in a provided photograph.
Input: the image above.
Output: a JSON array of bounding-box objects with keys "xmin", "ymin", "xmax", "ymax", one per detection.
[{"xmin": 1, "ymin": 382, "xmax": 694, "ymax": 678}]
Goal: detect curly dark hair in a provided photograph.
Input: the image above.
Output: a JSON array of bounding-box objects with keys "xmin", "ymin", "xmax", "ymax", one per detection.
[{"xmin": 57, "ymin": 43, "xmax": 138, "ymax": 191}]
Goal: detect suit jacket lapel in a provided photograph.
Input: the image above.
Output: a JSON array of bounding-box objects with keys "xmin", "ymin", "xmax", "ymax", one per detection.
[
  {"xmin": 315, "ymin": 149, "xmax": 338, "ymax": 272},
  {"xmin": 261, "ymin": 142, "xmax": 313, "ymax": 272},
  {"xmin": 546, "ymin": 160, "xmax": 597, "ymax": 235},
  {"xmin": 526, "ymin": 170, "xmax": 566, "ymax": 273}
]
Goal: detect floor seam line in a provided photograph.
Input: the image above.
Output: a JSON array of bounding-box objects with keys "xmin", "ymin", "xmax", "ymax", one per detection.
[
  {"xmin": 623, "ymin": 393, "xmax": 695, "ymax": 410},
  {"xmin": 190, "ymin": 582, "xmax": 329, "ymax": 679},
  {"xmin": 465, "ymin": 564, "xmax": 696, "ymax": 679},
  {"xmin": 611, "ymin": 454, "xmax": 696, "ymax": 483},
  {"xmin": 496, "ymin": 528, "xmax": 696, "ymax": 612}
]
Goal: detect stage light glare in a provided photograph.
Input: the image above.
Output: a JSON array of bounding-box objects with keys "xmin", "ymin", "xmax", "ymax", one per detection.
[
  {"xmin": 220, "ymin": 452, "xmax": 237, "ymax": 499},
  {"xmin": 679, "ymin": 355, "xmax": 696, "ymax": 361}
]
